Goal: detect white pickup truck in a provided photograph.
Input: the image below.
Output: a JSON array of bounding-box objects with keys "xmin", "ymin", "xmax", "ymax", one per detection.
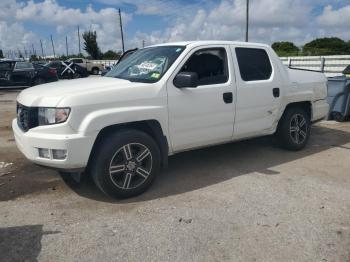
[
  {"xmin": 13, "ymin": 41, "xmax": 329, "ymax": 198},
  {"xmin": 66, "ymin": 58, "xmax": 104, "ymax": 75}
]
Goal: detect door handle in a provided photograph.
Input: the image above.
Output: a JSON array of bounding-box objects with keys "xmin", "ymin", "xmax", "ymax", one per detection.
[
  {"xmin": 273, "ymin": 88, "xmax": 280, "ymax": 98},
  {"xmin": 223, "ymin": 92, "xmax": 233, "ymax": 104}
]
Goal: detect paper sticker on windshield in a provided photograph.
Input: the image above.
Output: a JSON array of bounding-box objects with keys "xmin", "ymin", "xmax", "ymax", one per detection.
[
  {"xmin": 138, "ymin": 62, "xmax": 157, "ymax": 70},
  {"xmin": 176, "ymin": 48, "xmax": 182, "ymax": 52},
  {"xmin": 151, "ymin": 72, "xmax": 160, "ymax": 78}
]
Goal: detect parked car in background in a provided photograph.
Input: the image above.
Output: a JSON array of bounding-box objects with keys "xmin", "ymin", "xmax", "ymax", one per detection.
[
  {"xmin": 100, "ymin": 48, "xmax": 138, "ymax": 76},
  {"xmin": 66, "ymin": 58, "xmax": 104, "ymax": 75},
  {"xmin": 101, "ymin": 64, "xmax": 117, "ymax": 76},
  {"xmin": 32, "ymin": 61, "xmax": 48, "ymax": 66},
  {"xmin": 13, "ymin": 41, "xmax": 329, "ymax": 198},
  {"xmin": 0, "ymin": 60, "xmax": 58, "ymax": 88},
  {"xmin": 343, "ymin": 65, "xmax": 350, "ymax": 77},
  {"xmin": 45, "ymin": 61, "xmax": 89, "ymax": 79}
]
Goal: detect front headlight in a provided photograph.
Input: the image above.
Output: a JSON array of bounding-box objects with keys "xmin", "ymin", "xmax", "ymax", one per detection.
[{"xmin": 38, "ymin": 107, "xmax": 70, "ymax": 125}]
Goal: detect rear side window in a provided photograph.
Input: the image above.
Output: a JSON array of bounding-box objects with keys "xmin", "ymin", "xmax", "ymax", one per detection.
[
  {"xmin": 181, "ymin": 48, "xmax": 228, "ymax": 85},
  {"xmin": 14, "ymin": 62, "xmax": 34, "ymax": 70},
  {"xmin": 0, "ymin": 62, "xmax": 12, "ymax": 70},
  {"xmin": 235, "ymin": 48, "xmax": 272, "ymax": 81},
  {"xmin": 73, "ymin": 59, "xmax": 83, "ymax": 63}
]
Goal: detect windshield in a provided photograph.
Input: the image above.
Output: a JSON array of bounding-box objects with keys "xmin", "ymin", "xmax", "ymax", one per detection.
[{"xmin": 105, "ymin": 46, "xmax": 185, "ymax": 83}]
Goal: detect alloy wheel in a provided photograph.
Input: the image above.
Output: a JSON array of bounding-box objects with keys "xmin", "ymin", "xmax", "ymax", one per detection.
[
  {"xmin": 108, "ymin": 143, "xmax": 153, "ymax": 190},
  {"xmin": 289, "ymin": 114, "xmax": 308, "ymax": 144}
]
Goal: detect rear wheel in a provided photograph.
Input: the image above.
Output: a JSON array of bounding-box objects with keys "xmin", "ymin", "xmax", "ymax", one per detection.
[
  {"xmin": 276, "ymin": 106, "xmax": 310, "ymax": 151},
  {"xmin": 332, "ymin": 112, "xmax": 347, "ymax": 122},
  {"xmin": 91, "ymin": 68, "xmax": 99, "ymax": 75},
  {"xmin": 72, "ymin": 72, "xmax": 81, "ymax": 79},
  {"xmin": 91, "ymin": 129, "xmax": 160, "ymax": 198}
]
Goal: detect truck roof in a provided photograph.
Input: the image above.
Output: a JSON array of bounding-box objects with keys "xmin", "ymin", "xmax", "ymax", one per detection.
[{"xmin": 150, "ymin": 40, "xmax": 270, "ymax": 48}]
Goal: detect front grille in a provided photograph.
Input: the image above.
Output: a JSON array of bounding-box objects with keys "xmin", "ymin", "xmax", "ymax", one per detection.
[{"xmin": 17, "ymin": 103, "xmax": 38, "ymax": 132}]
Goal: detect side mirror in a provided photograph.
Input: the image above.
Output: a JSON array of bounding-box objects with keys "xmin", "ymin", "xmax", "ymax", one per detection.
[{"xmin": 173, "ymin": 72, "xmax": 198, "ymax": 88}]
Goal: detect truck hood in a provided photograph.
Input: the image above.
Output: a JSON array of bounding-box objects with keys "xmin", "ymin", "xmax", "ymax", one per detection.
[{"xmin": 17, "ymin": 77, "xmax": 146, "ymax": 107}]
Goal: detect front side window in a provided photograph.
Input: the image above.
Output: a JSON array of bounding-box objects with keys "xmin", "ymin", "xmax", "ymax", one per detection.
[
  {"xmin": 106, "ymin": 46, "xmax": 185, "ymax": 83},
  {"xmin": 14, "ymin": 62, "xmax": 34, "ymax": 70},
  {"xmin": 180, "ymin": 48, "xmax": 228, "ymax": 85},
  {"xmin": 235, "ymin": 48, "xmax": 272, "ymax": 81}
]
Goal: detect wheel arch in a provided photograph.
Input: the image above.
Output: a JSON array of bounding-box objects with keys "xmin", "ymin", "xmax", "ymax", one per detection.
[
  {"xmin": 283, "ymin": 101, "xmax": 312, "ymax": 120},
  {"xmin": 87, "ymin": 120, "xmax": 169, "ymax": 171}
]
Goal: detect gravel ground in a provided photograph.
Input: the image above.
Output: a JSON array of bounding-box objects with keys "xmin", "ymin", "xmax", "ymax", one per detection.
[{"xmin": 0, "ymin": 90, "xmax": 350, "ymax": 262}]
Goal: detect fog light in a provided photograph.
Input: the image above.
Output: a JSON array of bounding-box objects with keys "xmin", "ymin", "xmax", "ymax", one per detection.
[
  {"xmin": 52, "ymin": 149, "xmax": 67, "ymax": 160},
  {"xmin": 38, "ymin": 148, "xmax": 50, "ymax": 159}
]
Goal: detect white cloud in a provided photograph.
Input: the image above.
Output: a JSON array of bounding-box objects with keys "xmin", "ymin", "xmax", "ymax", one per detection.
[
  {"xmin": 316, "ymin": 5, "xmax": 350, "ymax": 27},
  {"xmin": 131, "ymin": 0, "xmax": 316, "ymax": 47},
  {"xmin": 1, "ymin": 0, "xmax": 350, "ymax": 57},
  {"xmin": 0, "ymin": 0, "xmax": 132, "ymax": 56},
  {"xmin": 95, "ymin": 0, "xmax": 209, "ymax": 17}
]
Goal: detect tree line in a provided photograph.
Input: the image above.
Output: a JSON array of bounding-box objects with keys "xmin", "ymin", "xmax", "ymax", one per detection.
[
  {"xmin": 272, "ymin": 37, "xmax": 350, "ymax": 57},
  {"xmin": 83, "ymin": 35, "xmax": 350, "ymax": 58}
]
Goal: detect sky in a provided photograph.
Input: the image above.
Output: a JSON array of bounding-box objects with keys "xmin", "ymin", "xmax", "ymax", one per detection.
[{"xmin": 1, "ymin": 0, "xmax": 350, "ymax": 57}]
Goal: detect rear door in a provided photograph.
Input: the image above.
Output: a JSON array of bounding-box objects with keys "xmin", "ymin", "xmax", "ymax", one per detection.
[
  {"xmin": 11, "ymin": 62, "xmax": 35, "ymax": 86},
  {"xmin": 167, "ymin": 45, "xmax": 236, "ymax": 152},
  {"xmin": 231, "ymin": 46, "xmax": 282, "ymax": 139}
]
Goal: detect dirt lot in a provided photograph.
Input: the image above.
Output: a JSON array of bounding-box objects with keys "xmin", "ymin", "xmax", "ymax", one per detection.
[{"xmin": 0, "ymin": 90, "xmax": 350, "ymax": 262}]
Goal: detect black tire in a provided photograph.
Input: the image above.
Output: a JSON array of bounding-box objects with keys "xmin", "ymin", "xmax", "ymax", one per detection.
[
  {"xmin": 276, "ymin": 106, "xmax": 310, "ymax": 151},
  {"xmin": 90, "ymin": 129, "xmax": 161, "ymax": 199},
  {"xmin": 91, "ymin": 68, "xmax": 99, "ymax": 75},
  {"xmin": 33, "ymin": 77, "xmax": 45, "ymax": 86},
  {"xmin": 72, "ymin": 72, "xmax": 81, "ymax": 79},
  {"xmin": 332, "ymin": 112, "xmax": 346, "ymax": 122}
]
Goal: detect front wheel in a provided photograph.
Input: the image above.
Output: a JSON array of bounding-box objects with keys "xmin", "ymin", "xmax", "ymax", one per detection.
[
  {"xmin": 72, "ymin": 72, "xmax": 81, "ymax": 79},
  {"xmin": 91, "ymin": 68, "xmax": 99, "ymax": 75},
  {"xmin": 90, "ymin": 129, "xmax": 160, "ymax": 199},
  {"xmin": 276, "ymin": 107, "xmax": 310, "ymax": 151}
]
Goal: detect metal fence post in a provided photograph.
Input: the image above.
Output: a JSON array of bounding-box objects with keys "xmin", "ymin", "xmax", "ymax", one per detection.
[
  {"xmin": 288, "ymin": 57, "xmax": 292, "ymax": 67},
  {"xmin": 320, "ymin": 57, "xmax": 325, "ymax": 73}
]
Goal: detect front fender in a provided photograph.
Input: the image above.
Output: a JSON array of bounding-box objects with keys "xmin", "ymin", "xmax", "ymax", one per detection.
[{"xmin": 78, "ymin": 105, "xmax": 169, "ymax": 138}]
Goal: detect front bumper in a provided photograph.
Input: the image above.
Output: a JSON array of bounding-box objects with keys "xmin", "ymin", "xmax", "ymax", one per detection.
[{"xmin": 12, "ymin": 119, "xmax": 97, "ymax": 170}]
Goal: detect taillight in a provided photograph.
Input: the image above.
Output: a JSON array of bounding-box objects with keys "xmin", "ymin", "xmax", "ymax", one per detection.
[{"xmin": 49, "ymin": 68, "xmax": 57, "ymax": 76}]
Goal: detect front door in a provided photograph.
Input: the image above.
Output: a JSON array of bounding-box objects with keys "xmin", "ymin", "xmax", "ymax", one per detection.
[{"xmin": 167, "ymin": 45, "xmax": 236, "ymax": 152}]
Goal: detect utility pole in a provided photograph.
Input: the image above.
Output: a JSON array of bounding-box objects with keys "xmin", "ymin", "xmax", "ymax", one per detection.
[
  {"xmin": 40, "ymin": 39, "xmax": 45, "ymax": 58},
  {"xmin": 78, "ymin": 25, "xmax": 81, "ymax": 55},
  {"xmin": 50, "ymin": 34, "xmax": 56, "ymax": 58},
  {"xmin": 245, "ymin": 0, "xmax": 249, "ymax": 42},
  {"xmin": 32, "ymin": 44, "xmax": 36, "ymax": 57},
  {"xmin": 66, "ymin": 36, "xmax": 69, "ymax": 56},
  {"xmin": 118, "ymin": 8, "xmax": 125, "ymax": 53}
]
